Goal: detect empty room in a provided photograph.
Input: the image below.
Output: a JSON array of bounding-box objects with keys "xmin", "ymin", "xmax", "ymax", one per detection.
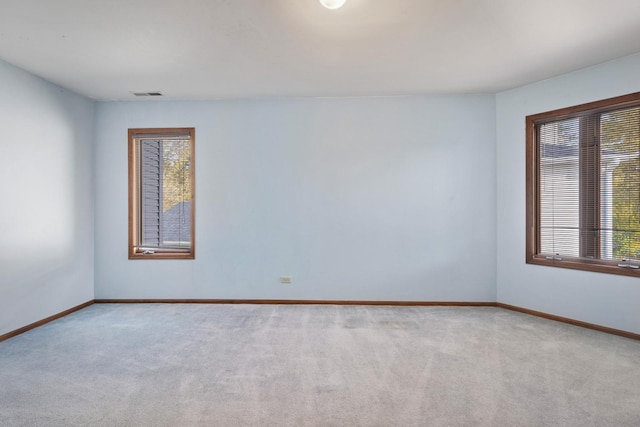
[{"xmin": 1, "ymin": 0, "xmax": 640, "ymax": 425}]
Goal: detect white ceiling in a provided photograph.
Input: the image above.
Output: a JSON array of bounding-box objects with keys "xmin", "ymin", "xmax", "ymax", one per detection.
[{"xmin": 1, "ymin": 0, "xmax": 640, "ymax": 101}]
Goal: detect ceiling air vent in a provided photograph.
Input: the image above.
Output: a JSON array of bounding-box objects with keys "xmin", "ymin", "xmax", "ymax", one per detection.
[{"xmin": 132, "ymin": 91, "xmax": 163, "ymax": 97}]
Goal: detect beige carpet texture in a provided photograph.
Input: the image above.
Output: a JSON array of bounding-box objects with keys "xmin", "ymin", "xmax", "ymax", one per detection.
[{"xmin": 1, "ymin": 304, "xmax": 639, "ymax": 426}]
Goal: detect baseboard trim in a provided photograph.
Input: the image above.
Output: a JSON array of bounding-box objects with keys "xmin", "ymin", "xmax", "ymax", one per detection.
[
  {"xmin": 95, "ymin": 299, "xmax": 639, "ymax": 340},
  {"xmin": 3, "ymin": 299, "xmax": 637, "ymax": 342},
  {"xmin": 94, "ymin": 299, "xmax": 498, "ymax": 306},
  {"xmin": 497, "ymin": 303, "xmax": 640, "ymax": 341},
  {"xmin": 0, "ymin": 300, "xmax": 95, "ymax": 343}
]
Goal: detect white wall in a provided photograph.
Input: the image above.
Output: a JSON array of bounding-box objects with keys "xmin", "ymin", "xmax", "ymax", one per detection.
[
  {"xmin": 95, "ymin": 96, "xmax": 496, "ymax": 301},
  {"xmin": 0, "ymin": 59, "xmax": 94, "ymax": 336},
  {"xmin": 5, "ymin": 47, "xmax": 638, "ymax": 334},
  {"xmin": 496, "ymin": 52, "xmax": 640, "ymax": 334}
]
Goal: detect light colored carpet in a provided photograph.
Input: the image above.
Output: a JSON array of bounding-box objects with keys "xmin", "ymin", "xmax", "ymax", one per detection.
[{"xmin": 0, "ymin": 304, "xmax": 639, "ymax": 426}]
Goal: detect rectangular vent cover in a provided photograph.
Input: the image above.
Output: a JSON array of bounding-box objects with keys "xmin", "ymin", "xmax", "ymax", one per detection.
[{"xmin": 133, "ymin": 92, "xmax": 163, "ymax": 97}]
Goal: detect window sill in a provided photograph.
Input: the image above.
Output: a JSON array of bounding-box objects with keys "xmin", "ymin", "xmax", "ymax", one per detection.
[
  {"xmin": 526, "ymin": 255, "xmax": 640, "ymax": 277},
  {"xmin": 129, "ymin": 250, "xmax": 194, "ymax": 260}
]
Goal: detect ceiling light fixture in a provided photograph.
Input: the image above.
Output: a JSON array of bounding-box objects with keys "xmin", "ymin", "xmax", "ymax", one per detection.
[{"xmin": 319, "ymin": 0, "xmax": 347, "ymax": 10}]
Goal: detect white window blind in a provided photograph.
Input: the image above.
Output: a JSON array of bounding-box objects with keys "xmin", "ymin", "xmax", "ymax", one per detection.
[
  {"xmin": 140, "ymin": 139, "xmax": 163, "ymax": 247},
  {"xmin": 137, "ymin": 137, "xmax": 192, "ymax": 250},
  {"xmin": 537, "ymin": 106, "xmax": 640, "ymax": 263}
]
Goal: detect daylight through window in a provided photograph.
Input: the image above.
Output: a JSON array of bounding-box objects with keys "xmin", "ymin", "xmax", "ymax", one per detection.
[
  {"xmin": 526, "ymin": 92, "xmax": 640, "ymax": 276},
  {"xmin": 129, "ymin": 128, "xmax": 195, "ymax": 259}
]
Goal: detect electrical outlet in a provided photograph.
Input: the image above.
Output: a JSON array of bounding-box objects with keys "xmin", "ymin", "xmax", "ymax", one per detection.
[{"xmin": 280, "ymin": 276, "xmax": 292, "ymax": 284}]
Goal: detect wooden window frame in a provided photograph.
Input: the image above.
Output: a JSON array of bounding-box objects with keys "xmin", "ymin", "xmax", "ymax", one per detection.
[
  {"xmin": 526, "ymin": 92, "xmax": 640, "ymax": 277},
  {"xmin": 128, "ymin": 128, "xmax": 195, "ymax": 260}
]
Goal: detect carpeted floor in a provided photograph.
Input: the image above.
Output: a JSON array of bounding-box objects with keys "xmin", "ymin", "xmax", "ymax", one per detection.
[{"xmin": 0, "ymin": 304, "xmax": 639, "ymax": 426}]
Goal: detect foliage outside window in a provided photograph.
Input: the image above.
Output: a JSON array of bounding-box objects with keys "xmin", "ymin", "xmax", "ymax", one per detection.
[
  {"xmin": 526, "ymin": 92, "xmax": 640, "ymax": 276},
  {"xmin": 129, "ymin": 128, "xmax": 195, "ymax": 259}
]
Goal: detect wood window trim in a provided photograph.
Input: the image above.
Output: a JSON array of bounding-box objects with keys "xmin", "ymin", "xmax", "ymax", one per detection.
[
  {"xmin": 128, "ymin": 128, "xmax": 195, "ymax": 260},
  {"xmin": 526, "ymin": 92, "xmax": 640, "ymax": 277}
]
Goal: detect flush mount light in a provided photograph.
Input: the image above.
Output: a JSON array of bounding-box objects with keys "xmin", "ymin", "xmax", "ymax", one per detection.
[{"xmin": 319, "ymin": 0, "xmax": 347, "ymax": 9}]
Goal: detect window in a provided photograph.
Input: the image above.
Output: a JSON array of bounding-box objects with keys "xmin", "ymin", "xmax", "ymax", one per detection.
[
  {"xmin": 128, "ymin": 128, "xmax": 195, "ymax": 259},
  {"xmin": 526, "ymin": 92, "xmax": 640, "ymax": 276}
]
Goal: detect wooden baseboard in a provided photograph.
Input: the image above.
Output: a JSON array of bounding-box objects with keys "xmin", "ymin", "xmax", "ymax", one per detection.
[
  {"xmin": 95, "ymin": 299, "xmax": 639, "ymax": 340},
  {"xmin": 496, "ymin": 303, "xmax": 640, "ymax": 341},
  {"xmin": 3, "ymin": 299, "xmax": 637, "ymax": 342},
  {"xmin": 94, "ymin": 298, "xmax": 498, "ymax": 306},
  {"xmin": 0, "ymin": 300, "xmax": 94, "ymax": 343}
]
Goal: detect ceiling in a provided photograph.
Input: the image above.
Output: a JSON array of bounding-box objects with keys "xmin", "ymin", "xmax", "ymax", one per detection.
[{"xmin": 1, "ymin": 0, "xmax": 640, "ymax": 101}]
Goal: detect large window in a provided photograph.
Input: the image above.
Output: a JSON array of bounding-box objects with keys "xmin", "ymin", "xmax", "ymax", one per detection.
[
  {"xmin": 526, "ymin": 92, "xmax": 640, "ymax": 276},
  {"xmin": 128, "ymin": 128, "xmax": 195, "ymax": 259}
]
